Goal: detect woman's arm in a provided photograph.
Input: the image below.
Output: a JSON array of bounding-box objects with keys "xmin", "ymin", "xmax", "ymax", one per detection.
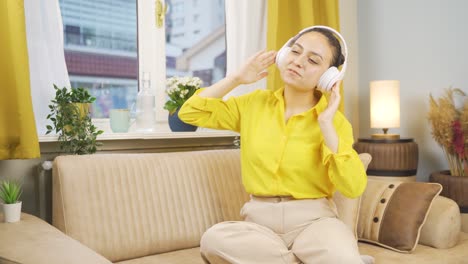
[
  {"xmin": 178, "ymin": 50, "xmax": 276, "ymax": 131},
  {"xmin": 318, "ymin": 81, "xmax": 341, "ymax": 152},
  {"xmin": 318, "ymin": 83, "xmax": 367, "ymax": 198},
  {"xmin": 198, "ymin": 50, "xmax": 276, "ymax": 98}
]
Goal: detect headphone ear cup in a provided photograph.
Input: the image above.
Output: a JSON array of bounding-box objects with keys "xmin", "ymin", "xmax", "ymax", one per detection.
[
  {"xmin": 318, "ymin": 67, "xmax": 339, "ymax": 91},
  {"xmin": 276, "ymin": 46, "xmax": 290, "ymax": 67}
]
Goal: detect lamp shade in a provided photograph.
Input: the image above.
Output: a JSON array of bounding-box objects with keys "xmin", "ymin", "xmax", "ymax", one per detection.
[{"xmin": 370, "ymin": 80, "xmax": 400, "ymax": 129}]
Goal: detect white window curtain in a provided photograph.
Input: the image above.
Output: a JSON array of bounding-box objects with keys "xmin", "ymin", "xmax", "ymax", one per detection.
[
  {"xmin": 224, "ymin": 0, "xmax": 267, "ymax": 98},
  {"xmin": 25, "ymin": 0, "xmax": 70, "ymax": 135}
]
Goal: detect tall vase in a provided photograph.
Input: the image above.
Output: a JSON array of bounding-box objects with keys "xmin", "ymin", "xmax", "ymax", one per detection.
[
  {"xmin": 429, "ymin": 171, "xmax": 468, "ymax": 212},
  {"xmin": 168, "ymin": 108, "xmax": 197, "ymax": 132},
  {"xmin": 430, "ymin": 171, "xmax": 468, "ymax": 233}
]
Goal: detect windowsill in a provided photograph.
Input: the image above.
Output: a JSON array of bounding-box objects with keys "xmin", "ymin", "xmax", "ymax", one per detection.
[
  {"xmin": 39, "ymin": 119, "xmax": 239, "ymax": 143},
  {"xmin": 38, "ymin": 119, "xmax": 238, "ymax": 154},
  {"xmin": 38, "ymin": 130, "xmax": 238, "ymax": 142}
]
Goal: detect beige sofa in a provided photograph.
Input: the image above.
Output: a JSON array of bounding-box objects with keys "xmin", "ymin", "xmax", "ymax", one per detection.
[{"xmin": 1, "ymin": 149, "xmax": 468, "ymax": 264}]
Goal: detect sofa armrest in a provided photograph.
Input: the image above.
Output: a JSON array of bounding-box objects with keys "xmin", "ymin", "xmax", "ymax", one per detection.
[
  {"xmin": 419, "ymin": 195, "xmax": 461, "ymax": 249},
  {"xmin": 0, "ymin": 213, "xmax": 111, "ymax": 264}
]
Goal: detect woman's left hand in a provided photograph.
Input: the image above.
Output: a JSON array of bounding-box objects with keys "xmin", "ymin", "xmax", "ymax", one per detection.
[{"xmin": 318, "ymin": 81, "xmax": 341, "ymax": 123}]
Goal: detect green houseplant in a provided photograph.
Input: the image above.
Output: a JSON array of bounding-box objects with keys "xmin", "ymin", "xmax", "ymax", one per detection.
[
  {"xmin": 0, "ymin": 180, "xmax": 23, "ymax": 222},
  {"xmin": 46, "ymin": 85, "xmax": 103, "ymax": 154}
]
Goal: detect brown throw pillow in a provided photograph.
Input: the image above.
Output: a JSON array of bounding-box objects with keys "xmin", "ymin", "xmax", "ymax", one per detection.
[{"xmin": 357, "ymin": 180, "xmax": 442, "ymax": 253}]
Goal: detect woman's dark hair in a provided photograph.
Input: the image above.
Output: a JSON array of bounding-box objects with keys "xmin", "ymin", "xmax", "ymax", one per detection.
[{"xmin": 292, "ymin": 28, "xmax": 345, "ymax": 68}]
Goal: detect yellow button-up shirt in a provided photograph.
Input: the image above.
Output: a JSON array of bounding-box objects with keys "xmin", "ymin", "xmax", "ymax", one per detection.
[{"xmin": 178, "ymin": 87, "xmax": 366, "ymax": 199}]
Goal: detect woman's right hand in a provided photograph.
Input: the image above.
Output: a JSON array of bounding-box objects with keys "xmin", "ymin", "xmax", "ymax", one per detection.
[{"xmin": 232, "ymin": 50, "xmax": 277, "ymax": 85}]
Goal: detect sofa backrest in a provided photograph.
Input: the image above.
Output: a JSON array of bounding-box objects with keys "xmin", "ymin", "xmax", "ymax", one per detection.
[
  {"xmin": 52, "ymin": 149, "xmax": 249, "ymax": 262},
  {"xmin": 52, "ymin": 149, "xmax": 366, "ymax": 262}
]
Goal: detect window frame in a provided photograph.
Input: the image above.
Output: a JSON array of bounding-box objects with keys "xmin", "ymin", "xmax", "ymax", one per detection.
[
  {"xmin": 137, "ymin": 0, "xmax": 167, "ymax": 124},
  {"xmin": 38, "ymin": 0, "xmax": 233, "ymax": 142}
]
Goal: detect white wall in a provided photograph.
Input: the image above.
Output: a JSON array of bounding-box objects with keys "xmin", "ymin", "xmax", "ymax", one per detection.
[
  {"xmin": 355, "ymin": 0, "xmax": 468, "ymax": 181},
  {"xmin": 339, "ymin": 0, "xmax": 360, "ymax": 138}
]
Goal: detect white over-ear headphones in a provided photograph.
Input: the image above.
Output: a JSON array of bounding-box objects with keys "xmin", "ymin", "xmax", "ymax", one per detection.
[{"xmin": 275, "ymin": 25, "xmax": 348, "ymax": 91}]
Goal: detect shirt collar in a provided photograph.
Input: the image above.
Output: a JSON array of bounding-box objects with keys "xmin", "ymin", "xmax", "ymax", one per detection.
[
  {"xmin": 311, "ymin": 90, "xmax": 328, "ymax": 115},
  {"xmin": 273, "ymin": 87, "xmax": 328, "ymax": 116},
  {"xmin": 273, "ymin": 86, "xmax": 285, "ymax": 101}
]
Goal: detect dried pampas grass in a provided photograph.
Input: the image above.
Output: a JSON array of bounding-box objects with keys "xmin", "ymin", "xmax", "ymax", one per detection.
[{"xmin": 428, "ymin": 88, "xmax": 468, "ymax": 176}]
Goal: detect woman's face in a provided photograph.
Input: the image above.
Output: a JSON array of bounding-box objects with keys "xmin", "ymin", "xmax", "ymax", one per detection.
[{"xmin": 279, "ymin": 31, "xmax": 334, "ymax": 92}]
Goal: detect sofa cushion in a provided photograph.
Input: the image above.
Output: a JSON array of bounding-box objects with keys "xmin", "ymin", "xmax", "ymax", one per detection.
[
  {"xmin": 115, "ymin": 233, "xmax": 468, "ymax": 264},
  {"xmin": 359, "ymin": 232, "xmax": 468, "ymax": 264},
  {"xmin": 357, "ymin": 180, "xmax": 442, "ymax": 252},
  {"xmin": 333, "ymin": 153, "xmax": 371, "ymax": 238},
  {"xmin": 114, "ymin": 247, "xmax": 204, "ymax": 264}
]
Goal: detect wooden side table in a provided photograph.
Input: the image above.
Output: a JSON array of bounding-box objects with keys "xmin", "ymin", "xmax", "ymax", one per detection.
[{"xmin": 353, "ymin": 138, "xmax": 419, "ymax": 182}]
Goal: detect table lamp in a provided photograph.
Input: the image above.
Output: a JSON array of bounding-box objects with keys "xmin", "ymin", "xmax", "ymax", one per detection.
[
  {"xmin": 354, "ymin": 79, "xmax": 418, "ymax": 182},
  {"xmin": 370, "ymin": 80, "xmax": 400, "ymax": 139}
]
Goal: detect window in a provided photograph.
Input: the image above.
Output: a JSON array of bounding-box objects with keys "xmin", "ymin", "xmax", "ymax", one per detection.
[
  {"xmin": 59, "ymin": 0, "xmax": 138, "ymax": 119},
  {"xmin": 165, "ymin": 0, "xmax": 226, "ymax": 86},
  {"xmin": 171, "ymin": 2, "xmax": 184, "ymax": 14},
  {"xmin": 55, "ymin": 0, "xmax": 226, "ymax": 133},
  {"xmin": 173, "ymin": 18, "xmax": 185, "ymax": 27}
]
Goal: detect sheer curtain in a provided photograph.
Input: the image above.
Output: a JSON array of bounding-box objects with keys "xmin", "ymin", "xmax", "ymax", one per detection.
[
  {"xmin": 224, "ymin": 0, "xmax": 267, "ymax": 98},
  {"xmin": 0, "ymin": 0, "xmax": 40, "ymax": 159},
  {"xmin": 25, "ymin": 0, "xmax": 70, "ymax": 135}
]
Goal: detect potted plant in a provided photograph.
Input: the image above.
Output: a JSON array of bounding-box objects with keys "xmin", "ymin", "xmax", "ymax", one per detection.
[
  {"xmin": 0, "ymin": 180, "xmax": 23, "ymax": 223},
  {"xmin": 46, "ymin": 85, "xmax": 104, "ymax": 154},
  {"xmin": 428, "ymin": 87, "xmax": 468, "ymax": 211},
  {"xmin": 164, "ymin": 76, "xmax": 202, "ymax": 132}
]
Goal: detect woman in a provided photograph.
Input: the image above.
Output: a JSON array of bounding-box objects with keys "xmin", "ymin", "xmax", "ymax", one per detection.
[{"xmin": 179, "ymin": 26, "xmax": 372, "ymax": 264}]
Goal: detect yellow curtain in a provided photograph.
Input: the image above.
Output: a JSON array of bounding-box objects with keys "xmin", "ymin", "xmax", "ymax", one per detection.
[
  {"xmin": 267, "ymin": 0, "xmax": 343, "ymax": 111},
  {"xmin": 0, "ymin": 0, "xmax": 40, "ymax": 159}
]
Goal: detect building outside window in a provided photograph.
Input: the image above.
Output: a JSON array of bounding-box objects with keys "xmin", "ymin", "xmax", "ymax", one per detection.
[
  {"xmin": 58, "ymin": 0, "xmax": 226, "ymax": 132},
  {"xmin": 59, "ymin": 0, "xmax": 138, "ymax": 119},
  {"xmin": 166, "ymin": 0, "xmax": 226, "ymax": 86}
]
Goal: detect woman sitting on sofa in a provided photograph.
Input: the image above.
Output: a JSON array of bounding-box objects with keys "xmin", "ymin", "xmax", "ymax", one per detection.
[{"xmin": 179, "ymin": 26, "xmax": 372, "ymax": 264}]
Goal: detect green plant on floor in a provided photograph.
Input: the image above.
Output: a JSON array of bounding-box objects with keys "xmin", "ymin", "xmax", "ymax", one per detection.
[
  {"xmin": 46, "ymin": 84, "xmax": 104, "ymax": 155},
  {"xmin": 0, "ymin": 180, "xmax": 22, "ymax": 204}
]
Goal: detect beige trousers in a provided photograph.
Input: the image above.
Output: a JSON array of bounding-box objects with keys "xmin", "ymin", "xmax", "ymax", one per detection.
[{"xmin": 200, "ymin": 196, "xmax": 363, "ymax": 264}]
